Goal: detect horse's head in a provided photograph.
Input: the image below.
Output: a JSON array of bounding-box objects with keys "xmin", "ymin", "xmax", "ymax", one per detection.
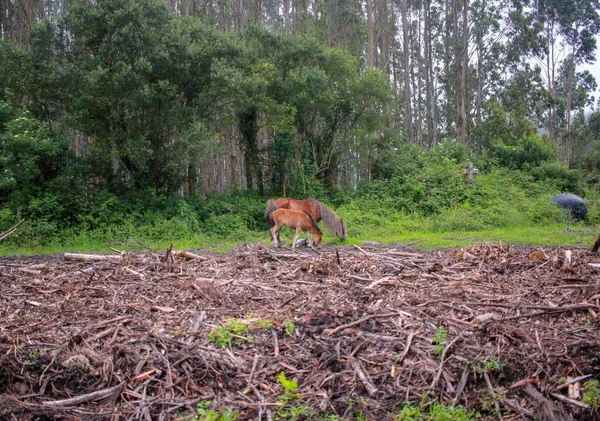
[
  {"xmin": 337, "ymin": 218, "xmax": 347, "ymax": 241},
  {"xmin": 306, "ymin": 213, "xmax": 323, "ymax": 247},
  {"xmin": 312, "ymin": 230, "xmax": 323, "ymax": 247}
]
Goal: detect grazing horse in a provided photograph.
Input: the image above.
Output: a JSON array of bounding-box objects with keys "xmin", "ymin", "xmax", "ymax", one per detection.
[
  {"xmin": 264, "ymin": 198, "xmax": 346, "ymax": 242},
  {"xmin": 268, "ymin": 208, "xmax": 323, "ymax": 249}
]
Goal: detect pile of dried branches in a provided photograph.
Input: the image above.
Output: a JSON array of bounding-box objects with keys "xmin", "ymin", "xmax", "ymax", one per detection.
[{"xmin": 0, "ymin": 242, "xmax": 599, "ymax": 420}]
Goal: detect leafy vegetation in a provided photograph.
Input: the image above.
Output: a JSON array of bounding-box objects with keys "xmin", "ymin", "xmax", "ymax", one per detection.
[
  {"xmin": 583, "ymin": 379, "xmax": 600, "ymax": 410},
  {"xmin": 431, "ymin": 326, "xmax": 448, "ymax": 359},
  {"xmin": 394, "ymin": 400, "xmax": 477, "ymax": 421},
  {"xmin": 207, "ymin": 316, "xmax": 274, "ymax": 348},
  {"xmin": 0, "ymin": 0, "xmax": 599, "ymax": 256},
  {"xmin": 194, "ymin": 400, "xmax": 240, "ymax": 421}
]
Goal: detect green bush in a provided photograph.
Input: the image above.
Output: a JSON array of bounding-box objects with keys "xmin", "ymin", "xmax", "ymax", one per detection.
[
  {"xmin": 203, "ymin": 214, "xmax": 250, "ymax": 238},
  {"xmin": 485, "ymin": 134, "xmax": 554, "ymax": 171},
  {"xmin": 530, "ymin": 163, "xmax": 583, "ymax": 194}
]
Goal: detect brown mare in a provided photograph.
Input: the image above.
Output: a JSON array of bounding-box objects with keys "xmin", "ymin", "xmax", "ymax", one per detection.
[
  {"xmin": 268, "ymin": 208, "xmax": 323, "ymax": 249},
  {"xmin": 264, "ymin": 198, "xmax": 346, "ymax": 243}
]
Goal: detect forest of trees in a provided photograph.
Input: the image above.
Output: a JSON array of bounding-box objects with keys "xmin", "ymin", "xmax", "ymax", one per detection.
[{"xmin": 1, "ymin": 0, "xmax": 600, "ymax": 243}]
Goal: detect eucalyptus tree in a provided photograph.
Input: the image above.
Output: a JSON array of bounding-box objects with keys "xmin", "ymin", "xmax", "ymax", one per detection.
[
  {"xmin": 528, "ymin": 0, "xmax": 599, "ymax": 160},
  {"xmin": 558, "ymin": 0, "xmax": 600, "ymax": 167}
]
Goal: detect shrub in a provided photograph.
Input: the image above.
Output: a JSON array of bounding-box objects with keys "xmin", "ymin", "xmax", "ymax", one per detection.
[
  {"xmin": 530, "ymin": 163, "xmax": 583, "ymax": 194},
  {"xmin": 485, "ymin": 134, "xmax": 554, "ymax": 170}
]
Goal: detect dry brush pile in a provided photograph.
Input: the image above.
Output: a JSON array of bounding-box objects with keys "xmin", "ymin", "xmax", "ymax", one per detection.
[{"xmin": 0, "ymin": 242, "xmax": 599, "ymax": 420}]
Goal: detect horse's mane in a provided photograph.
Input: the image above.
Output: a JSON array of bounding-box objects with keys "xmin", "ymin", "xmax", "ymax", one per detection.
[
  {"xmin": 301, "ymin": 210, "xmax": 322, "ymax": 235},
  {"xmin": 307, "ymin": 198, "xmax": 346, "ymax": 239}
]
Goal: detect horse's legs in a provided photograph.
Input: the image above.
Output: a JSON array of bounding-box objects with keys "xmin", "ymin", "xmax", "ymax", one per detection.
[
  {"xmin": 292, "ymin": 227, "xmax": 302, "ymax": 249},
  {"xmin": 270, "ymin": 226, "xmax": 279, "ymax": 247}
]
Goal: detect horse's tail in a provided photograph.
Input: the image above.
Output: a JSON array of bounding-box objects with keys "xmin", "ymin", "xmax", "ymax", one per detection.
[
  {"xmin": 302, "ymin": 210, "xmax": 322, "ymax": 235},
  {"xmin": 265, "ymin": 199, "xmax": 278, "ymax": 228},
  {"xmin": 308, "ymin": 199, "xmax": 345, "ymax": 241}
]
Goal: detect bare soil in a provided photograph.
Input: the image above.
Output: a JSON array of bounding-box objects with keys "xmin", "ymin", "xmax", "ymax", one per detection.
[{"xmin": 0, "ymin": 242, "xmax": 599, "ymax": 420}]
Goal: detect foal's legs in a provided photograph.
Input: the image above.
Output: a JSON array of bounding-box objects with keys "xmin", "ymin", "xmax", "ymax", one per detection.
[
  {"xmin": 292, "ymin": 226, "xmax": 302, "ymax": 249},
  {"xmin": 270, "ymin": 226, "xmax": 280, "ymax": 247}
]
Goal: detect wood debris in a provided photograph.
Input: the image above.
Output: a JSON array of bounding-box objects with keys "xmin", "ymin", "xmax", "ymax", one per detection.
[{"xmin": 0, "ymin": 243, "xmax": 598, "ymax": 420}]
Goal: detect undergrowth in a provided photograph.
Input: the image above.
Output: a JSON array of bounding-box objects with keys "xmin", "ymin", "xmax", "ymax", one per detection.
[{"xmin": 0, "ymin": 159, "xmax": 599, "ymax": 255}]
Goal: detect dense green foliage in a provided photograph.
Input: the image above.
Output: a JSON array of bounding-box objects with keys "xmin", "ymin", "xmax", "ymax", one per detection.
[{"xmin": 0, "ymin": 0, "xmax": 599, "ymax": 253}]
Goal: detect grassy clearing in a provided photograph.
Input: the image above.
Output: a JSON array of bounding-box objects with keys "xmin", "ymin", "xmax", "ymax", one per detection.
[{"xmin": 0, "ymin": 218, "xmax": 596, "ymax": 257}]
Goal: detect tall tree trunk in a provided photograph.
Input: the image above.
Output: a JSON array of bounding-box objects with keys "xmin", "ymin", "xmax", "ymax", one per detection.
[
  {"xmin": 401, "ymin": 0, "xmax": 414, "ymax": 143},
  {"xmin": 239, "ymin": 107, "xmax": 264, "ymax": 194},
  {"xmin": 474, "ymin": 0, "xmax": 483, "ymax": 149},
  {"xmin": 424, "ymin": 0, "xmax": 436, "ymax": 147},
  {"xmin": 565, "ymin": 50, "xmax": 575, "ymax": 168},
  {"xmin": 546, "ymin": 22, "xmax": 556, "ymax": 145},
  {"xmin": 378, "ymin": 0, "xmax": 389, "ymax": 72},
  {"xmin": 367, "ymin": 0, "xmax": 375, "ymax": 68},
  {"xmin": 282, "ymin": 0, "xmax": 289, "ymax": 33},
  {"xmin": 457, "ymin": 0, "xmax": 468, "ymax": 145},
  {"xmin": 453, "ymin": 0, "xmax": 461, "ymax": 142},
  {"xmin": 0, "ymin": 0, "xmax": 4, "ymax": 40},
  {"xmin": 234, "ymin": 0, "xmax": 245, "ymax": 30},
  {"xmin": 325, "ymin": 0, "xmax": 332, "ymax": 46},
  {"xmin": 416, "ymin": 6, "xmax": 423, "ymax": 146},
  {"xmin": 444, "ymin": 0, "xmax": 453, "ymax": 136}
]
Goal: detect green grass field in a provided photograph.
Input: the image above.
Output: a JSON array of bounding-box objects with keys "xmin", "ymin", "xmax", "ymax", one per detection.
[{"xmin": 1, "ymin": 220, "xmax": 597, "ymax": 257}]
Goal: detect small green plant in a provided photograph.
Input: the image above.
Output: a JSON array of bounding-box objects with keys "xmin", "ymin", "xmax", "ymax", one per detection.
[
  {"xmin": 431, "ymin": 326, "xmax": 448, "ymax": 359},
  {"xmin": 194, "ymin": 400, "xmax": 240, "ymax": 421},
  {"xmin": 394, "ymin": 400, "xmax": 477, "ymax": 420},
  {"xmin": 278, "ymin": 371, "xmax": 300, "ymax": 401},
  {"xmin": 285, "ymin": 318, "xmax": 295, "ymax": 336},
  {"xmin": 208, "ymin": 318, "xmax": 253, "ymax": 348},
  {"xmin": 274, "ymin": 372, "xmax": 308, "ymax": 420},
  {"xmin": 480, "ymin": 394, "xmax": 498, "ymax": 415},
  {"xmin": 484, "ymin": 357, "xmax": 504, "ymax": 373},
  {"xmin": 582, "ymin": 379, "xmax": 600, "ymax": 410},
  {"xmin": 474, "ymin": 357, "xmax": 505, "ymax": 378},
  {"xmin": 208, "ymin": 316, "xmax": 275, "ymax": 348},
  {"xmin": 257, "ymin": 319, "xmax": 274, "ymax": 330},
  {"xmin": 355, "ymin": 411, "xmax": 368, "ymax": 421}
]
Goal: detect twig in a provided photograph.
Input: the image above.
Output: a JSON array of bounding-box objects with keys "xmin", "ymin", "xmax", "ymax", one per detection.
[
  {"xmin": 465, "ymin": 302, "xmax": 595, "ymax": 311},
  {"xmin": 556, "ymin": 374, "xmax": 593, "ymax": 390},
  {"xmin": 383, "ymin": 251, "xmax": 424, "ymax": 258},
  {"xmin": 353, "ymin": 245, "xmax": 371, "ymax": 256},
  {"xmin": 524, "ymin": 384, "xmax": 569, "ymax": 421},
  {"xmin": 0, "ymin": 219, "xmax": 24, "ymax": 242},
  {"xmin": 430, "ymin": 334, "xmax": 462, "ymax": 389},
  {"xmin": 43, "ymin": 383, "xmax": 124, "ymax": 406},
  {"xmin": 351, "ymin": 359, "xmax": 377, "ymax": 397},
  {"xmin": 483, "ymin": 371, "xmax": 504, "ymax": 421},
  {"xmin": 186, "ymin": 311, "xmax": 206, "ymax": 344},
  {"xmin": 453, "ymin": 366, "xmax": 469, "ymax": 404},
  {"xmin": 272, "ymin": 330, "xmax": 279, "ymax": 357},
  {"xmin": 328, "ymin": 312, "xmax": 398, "ymax": 336},
  {"xmin": 550, "ymin": 392, "xmax": 590, "ymax": 409},
  {"xmin": 397, "ymin": 332, "xmax": 414, "ymax": 363}
]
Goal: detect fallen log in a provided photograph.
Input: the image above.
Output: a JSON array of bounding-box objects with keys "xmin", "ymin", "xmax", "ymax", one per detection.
[
  {"xmin": 64, "ymin": 253, "xmax": 122, "ymax": 262},
  {"xmin": 175, "ymin": 250, "xmax": 209, "ymax": 261}
]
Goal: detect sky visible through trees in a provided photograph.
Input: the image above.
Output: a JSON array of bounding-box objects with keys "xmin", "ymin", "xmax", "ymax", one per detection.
[{"xmin": 1, "ymin": 0, "xmax": 600, "ymax": 198}]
